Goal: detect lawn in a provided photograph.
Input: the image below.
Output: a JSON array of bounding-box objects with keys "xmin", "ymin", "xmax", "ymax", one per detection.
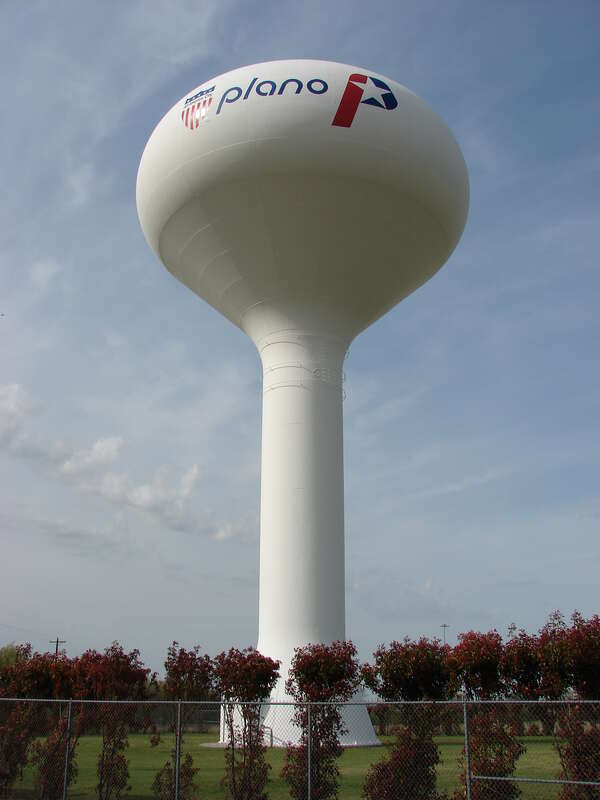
[{"xmin": 12, "ymin": 733, "xmax": 563, "ymax": 799}]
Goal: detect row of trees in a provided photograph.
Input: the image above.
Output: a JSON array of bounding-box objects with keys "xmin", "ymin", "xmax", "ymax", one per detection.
[
  {"xmin": 361, "ymin": 611, "xmax": 600, "ymax": 800},
  {"xmin": 363, "ymin": 610, "xmax": 600, "ymax": 703},
  {"xmin": 1, "ymin": 610, "xmax": 599, "ymax": 799},
  {"xmin": 1, "ymin": 610, "xmax": 598, "ymax": 704}
]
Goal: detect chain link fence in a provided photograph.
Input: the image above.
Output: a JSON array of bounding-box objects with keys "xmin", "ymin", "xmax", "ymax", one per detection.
[{"xmin": 1, "ymin": 698, "xmax": 599, "ymax": 799}]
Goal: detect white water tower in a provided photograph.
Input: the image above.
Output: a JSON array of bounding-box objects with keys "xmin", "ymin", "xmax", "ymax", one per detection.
[{"xmin": 137, "ymin": 60, "xmax": 468, "ymax": 744}]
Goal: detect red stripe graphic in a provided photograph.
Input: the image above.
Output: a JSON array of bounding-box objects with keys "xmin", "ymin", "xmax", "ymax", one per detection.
[{"xmin": 332, "ymin": 73, "xmax": 367, "ymax": 128}]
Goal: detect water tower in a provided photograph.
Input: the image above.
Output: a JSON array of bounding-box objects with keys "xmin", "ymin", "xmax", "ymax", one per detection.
[{"xmin": 137, "ymin": 60, "xmax": 468, "ymax": 744}]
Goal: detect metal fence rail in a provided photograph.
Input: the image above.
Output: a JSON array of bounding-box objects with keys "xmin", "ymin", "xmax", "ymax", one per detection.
[{"xmin": 0, "ymin": 698, "xmax": 598, "ymax": 799}]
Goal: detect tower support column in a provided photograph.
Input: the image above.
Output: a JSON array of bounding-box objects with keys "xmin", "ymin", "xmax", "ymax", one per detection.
[{"xmin": 257, "ymin": 331, "xmax": 347, "ymax": 668}]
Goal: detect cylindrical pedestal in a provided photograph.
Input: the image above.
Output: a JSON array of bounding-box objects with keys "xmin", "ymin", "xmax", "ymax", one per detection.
[
  {"xmin": 253, "ymin": 330, "xmax": 377, "ymax": 745},
  {"xmin": 257, "ymin": 331, "xmax": 347, "ymax": 660}
]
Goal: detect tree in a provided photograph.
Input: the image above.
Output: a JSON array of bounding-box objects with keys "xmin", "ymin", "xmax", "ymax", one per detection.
[
  {"xmin": 0, "ymin": 645, "xmax": 19, "ymax": 671},
  {"xmin": 281, "ymin": 641, "xmax": 360, "ymax": 800},
  {"xmin": 152, "ymin": 642, "xmax": 216, "ymax": 800},
  {"xmin": 568, "ymin": 612, "xmax": 600, "ymax": 700},
  {"xmin": 537, "ymin": 611, "xmax": 571, "ymax": 701},
  {"xmin": 0, "ymin": 646, "xmax": 72, "ymax": 700},
  {"xmin": 362, "ymin": 637, "xmax": 453, "ymax": 702},
  {"xmin": 453, "ymin": 630, "xmax": 504, "ymax": 700},
  {"xmin": 72, "ymin": 643, "xmax": 152, "ymax": 800},
  {"xmin": 0, "ymin": 645, "xmax": 74, "ymax": 799},
  {"xmin": 453, "ymin": 631, "xmax": 523, "ymax": 800},
  {"xmin": 362, "ymin": 638, "xmax": 451, "ymax": 800},
  {"xmin": 162, "ymin": 641, "xmax": 216, "ymax": 702},
  {"xmin": 214, "ymin": 648, "xmax": 279, "ymax": 800},
  {"xmin": 500, "ymin": 630, "xmax": 542, "ymax": 699},
  {"xmin": 0, "ymin": 702, "xmax": 38, "ymax": 799},
  {"xmin": 31, "ymin": 715, "xmax": 79, "ymax": 800},
  {"xmin": 554, "ymin": 613, "xmax": 600, "ymax": 797}
]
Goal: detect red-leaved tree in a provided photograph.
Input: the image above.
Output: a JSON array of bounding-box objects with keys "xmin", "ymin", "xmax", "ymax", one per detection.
[
  {"xmin": 534, "ymin": 611, "xmax": 572, "ymax": 743},
  {"xmin": 362, "ymin": 637, "xmax": 454, "ymax": 702},
  {"xmin": 214, "ymin": 648, "xmax": 279, "ymax": 800},
  {"xmin": 281, "ymin": 641, "xmax": 360, "ymax": 800},
  {"xmin": 72, "ymin": 643, "xmax": 153, "ymax": 800},
  {"xmin": 554, "ymin": 613, "xmax": 600, "ymax": 798},
  {"xmin": 362, "ymin": 637, "xmax": 451, "ymax": 800},
  {"xmin": 0, "ymin": 645, "xmax": 75, "ymax": 799},
  {"xmin": 501, "ymin": 630, "xmax": 542, "ymax": 700},
  {"xmin": 152, "ymin": 642, "xmax": 216, "ymax": 800},
  {"xmin": 537, "ymin": 611, "xmax": 571, "ymax": 702},
  {"xmin": 452, "ymin": 630, "xmax": 524, "ymax": 800}
]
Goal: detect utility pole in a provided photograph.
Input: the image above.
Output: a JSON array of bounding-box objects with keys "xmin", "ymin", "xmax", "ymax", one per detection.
[
  {"xmin": 440, "ymin": 624, "xmax": 450, "ymax": 646},
  {"xmin": 49, "ymin": 637, "xmax": 66, "ymax": 657}
]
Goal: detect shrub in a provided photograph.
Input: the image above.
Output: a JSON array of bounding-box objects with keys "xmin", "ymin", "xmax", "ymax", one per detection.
[
  {"xmin": 152, "ymin": 753, "xmax": 198, "ymax": 800},
  {"xmin": 363, "ymin": 725, "xmax": 446, "ymax": 800},
  {"xmin": 453, "ymin": 706, "xmax": 524, "ymax": 800},
  {"xmin": 0, "ymin": 702, "xmax": 40, "ymax": 799},
  {"xmin": 367, "ymin": 703, "xmax": 392, "ymax": 736},
  {"xmin": 31, "ymin": 714, "xmax": 79, "ymax": 800},
  {"xmin": 555, "ymin": 705, "xmax": 600, "ymax": 799}
]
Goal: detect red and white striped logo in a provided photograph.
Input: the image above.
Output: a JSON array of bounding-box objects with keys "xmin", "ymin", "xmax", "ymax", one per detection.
[{"xmin": 181, "ymin": 86, "xmax": 215, "ymax": 130}]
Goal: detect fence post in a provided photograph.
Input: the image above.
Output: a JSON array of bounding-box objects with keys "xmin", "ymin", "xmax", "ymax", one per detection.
[
  {"xmin": 463, "ymin": 698, "xmax": 472, "ymax": 800},
  {"xmin": 307, "ymin": 702, "xmax": 311, "ymax": 800},
  {"xmin": 174, "ymin": 700, "xmax": 182, "ymax": 800},
  {"xmin": 62, "ymin": 700, "xmax": 73, "ymax": 800}
]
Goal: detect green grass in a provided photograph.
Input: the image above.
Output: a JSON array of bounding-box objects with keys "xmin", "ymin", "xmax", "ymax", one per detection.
[{"xmin": 13, "ymin": 733, "xmax": 563, "ymax": 799}]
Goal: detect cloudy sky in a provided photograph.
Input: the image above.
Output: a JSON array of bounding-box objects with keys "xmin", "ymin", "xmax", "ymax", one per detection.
[{"xmin": 1, "ymin": 1, "xmax": 598, "ymax": 674}]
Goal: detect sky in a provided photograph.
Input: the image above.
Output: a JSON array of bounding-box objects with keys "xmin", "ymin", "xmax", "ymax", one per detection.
[{"xmin": 1, "ymin": 1, "xmax": 598, "ymax": 675}]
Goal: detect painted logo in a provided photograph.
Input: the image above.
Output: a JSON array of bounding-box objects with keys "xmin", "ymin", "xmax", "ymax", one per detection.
[
  {"xmin": 332, "ymin": 74, "xmax": 397, "ymax": 128},
  {"xmin": 181, "ymin": 85, "xmax": 215, "ymax": 130},
  {"xmin": 215, "ymin": 76, "xmax": 328, "ymax": 116}
]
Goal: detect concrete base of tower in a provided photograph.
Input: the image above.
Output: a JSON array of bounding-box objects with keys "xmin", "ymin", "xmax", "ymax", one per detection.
[{"xmin": 218, "ymin": 678, "xmax": 379, "ymax": 747}]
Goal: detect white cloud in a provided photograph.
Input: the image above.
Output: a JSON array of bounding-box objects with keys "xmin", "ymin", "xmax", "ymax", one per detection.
[
  {"xmin": 0, "ymin": 383, "xmax": 244, "ymax": 540},
  {"xmin": 121, "ymin": 463, "xmax": 200, "ymax": 530},
  {"xmin": 61, "ymin": 436, "xmax": 123, "ymax": 475}
]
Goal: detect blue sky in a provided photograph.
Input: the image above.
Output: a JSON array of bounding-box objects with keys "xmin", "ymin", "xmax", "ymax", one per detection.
[{"xmin": 1, "ymin": 1, "xmax": 598, "ymax": 673}]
